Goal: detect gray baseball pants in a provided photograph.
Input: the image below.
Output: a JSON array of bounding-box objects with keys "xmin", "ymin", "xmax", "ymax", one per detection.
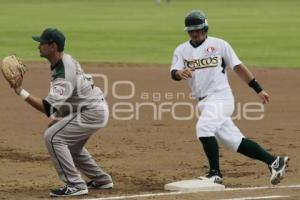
[{"xmin": 44, "ymin": 102, "xmax": 112, "ymax": 189}]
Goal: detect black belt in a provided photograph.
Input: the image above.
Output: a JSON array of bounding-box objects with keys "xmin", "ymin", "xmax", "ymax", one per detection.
[{"xmin": 198, "ymin": 96, "xmax": 207, "ymax": 101}]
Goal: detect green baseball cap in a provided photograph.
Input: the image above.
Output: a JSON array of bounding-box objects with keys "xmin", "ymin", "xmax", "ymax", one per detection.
[{"xmin": 32, "ymin": 28, "xmax": 66, "ymax": 51}]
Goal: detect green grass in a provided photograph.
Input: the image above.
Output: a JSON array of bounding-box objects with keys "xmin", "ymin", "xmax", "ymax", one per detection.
[{"xmin": 0, "ymin": 0, "xmax": 299, "ymax": 68}]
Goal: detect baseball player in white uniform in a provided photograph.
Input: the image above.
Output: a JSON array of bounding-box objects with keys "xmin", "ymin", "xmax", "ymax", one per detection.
[
  {"xmin": 13, "ymin": 28, "xmax": 113, "ymax": 197},
  {"xmin": 170, "ymin": 11, "xmax": 289, "ymax": 185}
]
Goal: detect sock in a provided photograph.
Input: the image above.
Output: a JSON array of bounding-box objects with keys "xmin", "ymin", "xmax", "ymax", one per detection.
[
  {"xmin": 237, "ymin": 138, "xmax": 276, "ymax": 165},
  {"xmin": 199, "ymin": 137, "xmax": 220, "ymax": 171}
]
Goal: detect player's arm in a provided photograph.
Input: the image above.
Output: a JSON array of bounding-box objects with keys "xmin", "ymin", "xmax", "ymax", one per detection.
[
  {"xmin": 13, "ymin": 78, "xmax": 71, "ymax": 117},
  {"xmin": 170, "ymin": 47, "xmax": 193, "ymax": 81},
  {"xmin": 233, "ymin": 63, "xmax": 270, "ymax": 104},
  {"xmin": 14, "ymin": 87, "xmax": 46, "ymax": 113},
  {"xmin": 171, "ymin": 68, "xmax": 192, "ymax": 81}
]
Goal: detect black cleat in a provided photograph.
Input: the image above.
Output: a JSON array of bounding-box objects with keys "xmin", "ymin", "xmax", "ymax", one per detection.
[
  {"xmin": 198, "ymin": 169, "xmax": 223, "ymax": 184},
  {"xmin": 87, "ymin": 180, "xmax": 114, "ymax": 189},
  {"xmin": 49, "ymin": 184, "xmax": 88, "ymax": 197}
]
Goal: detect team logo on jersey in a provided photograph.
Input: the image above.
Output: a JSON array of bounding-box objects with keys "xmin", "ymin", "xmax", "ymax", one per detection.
[
  {"xmin": 184, "ymin": 56, "xmax": 219, "ymax": 70},
  {"xmin": 206, "ymin": 47, "xmax": 216, "ymax": 53},
  {"xmin": 52, "ymin": 85, "xmax": 66, "ymax": 96}
]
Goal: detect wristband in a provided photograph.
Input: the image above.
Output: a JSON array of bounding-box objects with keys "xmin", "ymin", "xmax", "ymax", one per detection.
[
  {"xmin": 19, "ymin": 89, "xmax": 30, "ymax": 100},
  {"xmin": 248, "ymin": 78, "xmax": 263, "ymax": 93},
  {"xmin": 171, "ymin": 69, "xmax": 181, "ymax": 81}
]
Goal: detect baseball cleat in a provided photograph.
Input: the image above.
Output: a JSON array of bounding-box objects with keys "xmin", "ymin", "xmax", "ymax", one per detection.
[
  {"xmin": 87, "ymin": 180, "xmax": 114, "ymax": 189},
  {"xmin": 269, "ymin": 156, "xmax": 289, "ymax": 185},
  {"xmin": 198, "ymin": 169, "xmax": 223, "ymax": 184},
  {"xmin": 49, "ymin": 185, "xmax": 88, "ymax": 197}
]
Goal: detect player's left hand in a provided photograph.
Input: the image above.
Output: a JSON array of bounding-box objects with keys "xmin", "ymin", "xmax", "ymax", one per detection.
[
  {"xmin": 1, "ymin": 55, "xmax": 26, "ymax": 88},
  {"xmin": 258, "ymin": 90, "xmax": 270, "ymax": 104}
]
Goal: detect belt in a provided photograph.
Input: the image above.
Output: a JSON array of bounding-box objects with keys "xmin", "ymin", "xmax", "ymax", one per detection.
[{"xmin": 198, "ymin": 96, "xmax": 207, "ymax": 101}]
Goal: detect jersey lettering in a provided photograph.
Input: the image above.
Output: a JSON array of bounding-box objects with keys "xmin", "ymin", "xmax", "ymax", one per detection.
[{"xmin": 184, "ymin": 56, "xmax": 218, "ymax": 70}]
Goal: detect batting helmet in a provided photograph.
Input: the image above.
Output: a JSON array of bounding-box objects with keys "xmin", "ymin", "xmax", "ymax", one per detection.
[{"xmin": 184, "ymin": 10, "xmax": 208, "ymax": 32}]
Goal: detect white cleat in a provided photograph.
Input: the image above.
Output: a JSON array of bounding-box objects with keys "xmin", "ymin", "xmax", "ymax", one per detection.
[{"xmin": 269, "ymin": 156, "xmax": 289, "ymax": 185}]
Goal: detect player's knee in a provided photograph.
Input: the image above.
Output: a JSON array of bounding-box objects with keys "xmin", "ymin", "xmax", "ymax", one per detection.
[
  {"xmin": 216, "ymin": 135, "xmax": 243, "ymax": 152},
  {"xmin": 44, "ymin": 128, "xmax": 56, "ymax": 145},
  {"xmin": 196, "ymin": 124, "xmax": 216, "ymax": 138}
]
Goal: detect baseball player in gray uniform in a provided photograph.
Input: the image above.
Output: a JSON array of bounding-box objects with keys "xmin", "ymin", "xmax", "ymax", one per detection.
[
  {"xmin": 13, "ymin": 28, "xmax": 113, "ymax": 197},
  {"xmin": 170, "ymin": 11, "xmax": 289, "ymax": 185}
]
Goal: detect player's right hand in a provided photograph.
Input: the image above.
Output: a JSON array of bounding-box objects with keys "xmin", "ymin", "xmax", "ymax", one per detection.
[
  {"xmin": 48, "ymin": 119, "xmax": 58, "ymax": 128},
  {"xmin": 176, "ymin": 68, "xmax": 193, "ymax": 80},
  {"xmin": 258, "ymin": 90, "xmax": 270, "ymax": 104}
]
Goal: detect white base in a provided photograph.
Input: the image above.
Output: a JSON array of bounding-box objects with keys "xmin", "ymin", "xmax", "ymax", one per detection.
[{"xmin": 164, "ymin": 179, "xmax": 225, "ymax": 192}]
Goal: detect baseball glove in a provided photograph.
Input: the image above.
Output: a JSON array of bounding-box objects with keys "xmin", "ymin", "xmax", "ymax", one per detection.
[{"xmin": 1, "ymin": 55, "xmax": 26, "ymax": 88}]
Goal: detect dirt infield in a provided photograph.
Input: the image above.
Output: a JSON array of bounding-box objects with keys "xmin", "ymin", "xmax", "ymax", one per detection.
[{"xmin": 0, "ymin": 62, "xmax": 299, "ymax": 200}]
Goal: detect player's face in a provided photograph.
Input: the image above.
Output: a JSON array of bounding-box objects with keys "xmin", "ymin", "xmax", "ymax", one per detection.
[
  {"xmin": 38, "ymin": 42, "xmax": 56, "ymax": 58},
  {"xmin": 188, "ymin": 29, "xmax": 207, "ymax": 43}
]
